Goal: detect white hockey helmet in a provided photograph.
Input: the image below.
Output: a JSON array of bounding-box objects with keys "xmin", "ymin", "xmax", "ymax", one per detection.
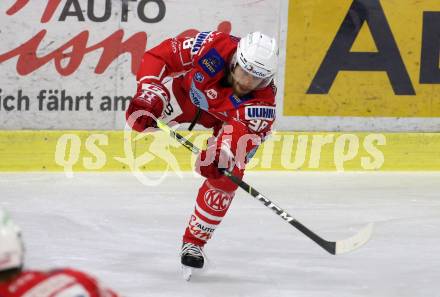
[
  {"xmin": 0, "ymin": 208, "xmax": 24, "ymax": 271},
  {"xmin": 234, "ymin": 31, "xmax": 278, "ymax": 88}
]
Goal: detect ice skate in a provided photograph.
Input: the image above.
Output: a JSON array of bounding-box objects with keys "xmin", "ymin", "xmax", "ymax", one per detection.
[{"xmin": 180, "ymin": 242, "xmax": 205, "ymax": 281}]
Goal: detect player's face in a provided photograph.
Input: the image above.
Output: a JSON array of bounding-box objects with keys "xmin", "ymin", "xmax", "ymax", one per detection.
[{"xmin": 231, "ymin": 65, "xmax": 264, "ymax": 97}]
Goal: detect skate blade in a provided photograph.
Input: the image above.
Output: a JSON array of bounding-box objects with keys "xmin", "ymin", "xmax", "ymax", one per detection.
[
  {"xmin": 181, "ymin": 265, "xmax": 192, "ymax": 281},
  {"xmin": 181, "ymin": 265, "xmax": 203, "ymax": 281}
]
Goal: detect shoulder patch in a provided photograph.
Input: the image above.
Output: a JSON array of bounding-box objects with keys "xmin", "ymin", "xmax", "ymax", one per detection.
[
  {"xmin": 191, "ymin": 31, "xmax": 212, "ymax": 56},
  {"xmin": 198, "ymin": 48, "xmax": 225, "ymax": 77}
]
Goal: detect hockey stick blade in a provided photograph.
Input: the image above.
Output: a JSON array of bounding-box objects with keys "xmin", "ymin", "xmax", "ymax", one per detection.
[
  {"xmin": 334, "ymin": 223, "xmax": 374, "ymax": 254},
  {"xmin": 156, "ymin": 120, "xmax": 373, "ymax": 255},
  {"xmin": 296, "ymin": 221, "xmax": 373, "ymax": 255}
]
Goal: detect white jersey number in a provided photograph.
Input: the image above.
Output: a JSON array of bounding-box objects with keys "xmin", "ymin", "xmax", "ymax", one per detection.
[
  {"xmin": 182, "ymin": 38, "xmax": 195, "ymax": 50},
  {"xmin": 248, "ymin": 120, "xmax": 269, "ymax": 133}
]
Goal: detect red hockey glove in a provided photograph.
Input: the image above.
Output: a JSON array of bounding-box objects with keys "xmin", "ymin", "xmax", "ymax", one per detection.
[
  {"xmin": 195, "ymin": 138, "xmax": 235, "ymax": 179},
  {"xmin": 126, "ymin": 83, "xmax": 169, "ymax": 132},
  {"xmin": 195, "ymin": 149, "xmax": 223, "ymax": 179}
]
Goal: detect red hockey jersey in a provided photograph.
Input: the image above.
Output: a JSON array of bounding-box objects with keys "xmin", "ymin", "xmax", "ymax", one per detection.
[
  {"xmin": 0, "ymin": 269, "xmax": 118, "ymax": 297},
  {"xmin": 127, "ymin": 31, "xmax": 277, "ymax": 168},
  {"xmin": 133, "ymin": 30, "xmax": 277, "ymax": 136}
]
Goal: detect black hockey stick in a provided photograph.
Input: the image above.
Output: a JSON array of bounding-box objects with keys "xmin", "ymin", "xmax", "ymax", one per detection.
[{"xmin": 156, "ymin": 120, "xmax": 373, "ymax": 255}]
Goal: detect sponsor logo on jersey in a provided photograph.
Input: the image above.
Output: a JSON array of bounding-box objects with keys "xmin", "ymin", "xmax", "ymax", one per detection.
[
  {"xmin": 194, "ymin": 71, "xmax": 204, "ymax": 83},
  {"xmin": 198, "ymin": 48, "xmax": 225, "ymax": 77},
  {"xmin": 204, "ymin": 189, "xmax": 232, "ymax": 211},
  {"xmin": 205, "ymin": 88, "xmax": 217, "ymax": 99},
  {"xmin": 245, "ymin": 106, "xmax": 276, "ymax": 120},
  {"xmin": 191, "ymin": 31, "xmax": 211, "ymax": 56},
  {"xmin": 171, "ymin": 38, "xmax": 178, "ymax": 53},
  {"xmin": 229, "ymin": 94, "xmax": 253, "ymax": 108},
  {"xmin": 189, "ymin": 80, "xmax": 209, "ymax": 110}
]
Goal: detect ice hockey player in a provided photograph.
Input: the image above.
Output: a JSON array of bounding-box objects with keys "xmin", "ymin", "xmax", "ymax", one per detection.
[
  {"xmin": 125, "ymin": 30, "xmax": 278, "ymax": 280},
  {"xmin": 0, "ymin": 208, "xmax": 119, "ymax": 297}
]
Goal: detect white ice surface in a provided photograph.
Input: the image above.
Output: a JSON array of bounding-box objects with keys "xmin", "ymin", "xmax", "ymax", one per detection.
[{"xmin": 1, "ymin": 172, "xmax": 440, "ymax": 297}]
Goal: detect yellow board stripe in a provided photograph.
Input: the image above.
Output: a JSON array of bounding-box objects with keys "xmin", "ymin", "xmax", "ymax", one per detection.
[{"xmin": 0, "ymin": 130, "xmax": 439, "ymax": 171}]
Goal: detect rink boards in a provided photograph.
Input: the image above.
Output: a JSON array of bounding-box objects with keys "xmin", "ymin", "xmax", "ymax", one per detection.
[{"xmin": 0, "ymin": 130, "xmax": 439, "ymax": 172}]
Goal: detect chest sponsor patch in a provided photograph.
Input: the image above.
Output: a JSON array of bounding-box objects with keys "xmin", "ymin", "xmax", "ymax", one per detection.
[
  {"xmin": 198, "ymin": 48, "xmax": 225, "ymax": 77},
  {"xmin": 245, "ymin": 106, "xmax": 276, "ymax": 120},
  {"xmin": 189, "ymin": 80, "xmax": 209, "ymax": 110},
  {"xmin": 205, "ymin": 88, "xmax": 217, "ymax": 99}
]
